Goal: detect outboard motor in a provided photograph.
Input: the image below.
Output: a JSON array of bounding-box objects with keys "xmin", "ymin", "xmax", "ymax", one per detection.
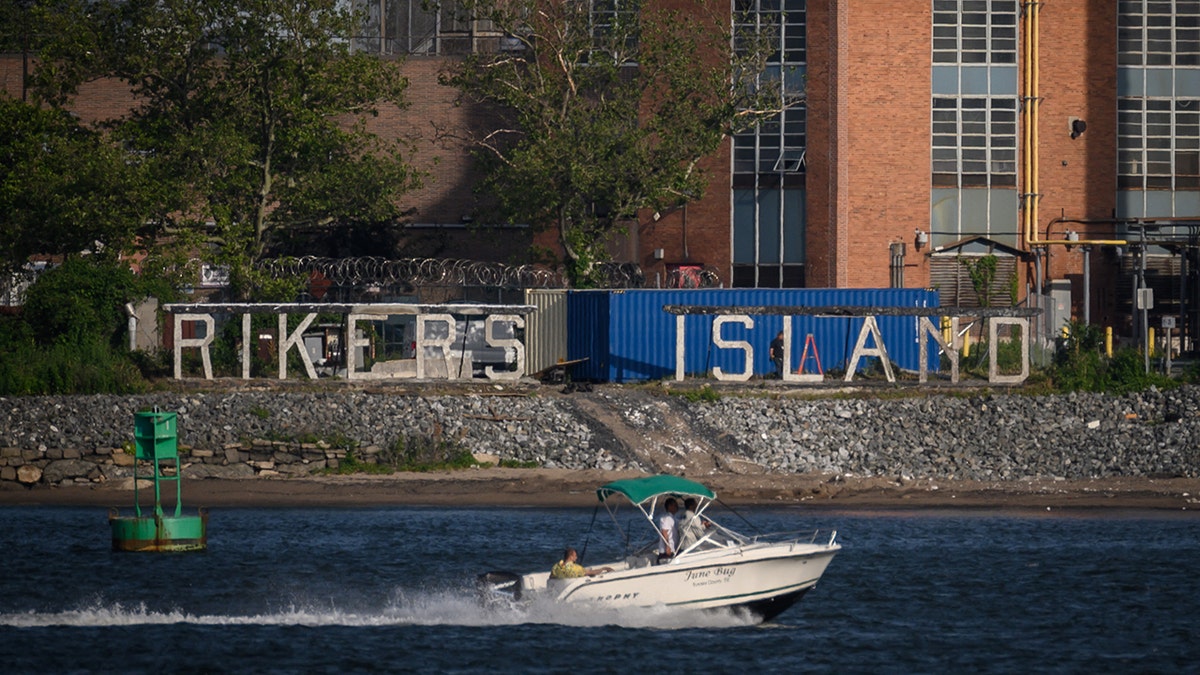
[{"xmin": 477, "ymin": 571, "xmax": 524, "ymax": 604}]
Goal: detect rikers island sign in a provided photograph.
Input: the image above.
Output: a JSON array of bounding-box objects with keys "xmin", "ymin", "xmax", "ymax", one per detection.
[{"xmin": 165, "ymin": 302, "xmax": 1041, "ymax": 385}]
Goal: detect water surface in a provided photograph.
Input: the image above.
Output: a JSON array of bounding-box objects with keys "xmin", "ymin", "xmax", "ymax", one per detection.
[{"xmin": 1, "ymin": 506, "xmax": 1196, "ymax": 673}]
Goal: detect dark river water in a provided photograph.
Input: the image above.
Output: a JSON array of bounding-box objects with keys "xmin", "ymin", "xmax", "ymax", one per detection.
[{"xmin": 0, "ymin": 505, "xmax": 1197, "ymax": 673}]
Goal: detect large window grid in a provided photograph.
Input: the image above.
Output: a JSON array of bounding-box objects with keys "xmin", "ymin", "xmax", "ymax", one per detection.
[
  {"xmin": 354, "ymin": 0, "xmax": 505, "ymax": 55},
  {"xmin": 1118, "ymin": 0, "xmax": 1200, "ymax": 67},
  {"xmin": 355, "ymin": 0, "xmax": 645, "ymax": 56},
  {"xmin": 932, "ymin": 0, "xmax": 1017, "ymax": 64},
  {"xmin": 731, "ymin": 0, "xmax": 806, "ymax": 289},
  {"xmin": 592, "ymin": 0, "xmax": 639, "ymax": 46},
  {"xmin": 1118, "ymin": 99, "xmax": 1200, "ymax": 190},
  {"xmin": 1118, "ymin": 1, "xmax": 1200, "ymax": 220},
  {"xmin": 929, "ymin": 0, "xmax": 1019, "ymax": 248},
  {"xmin": 932, "ymin": 97, "xmax": 1018, "ymax": 188}
]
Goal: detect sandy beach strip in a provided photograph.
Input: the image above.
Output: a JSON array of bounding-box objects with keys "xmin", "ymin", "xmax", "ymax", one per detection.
[{"xmin": 1, "ymin": 469, "xmax": 1198, "ymax": 513}]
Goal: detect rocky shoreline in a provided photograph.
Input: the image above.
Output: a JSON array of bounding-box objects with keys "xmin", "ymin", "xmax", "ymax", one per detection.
[{"xmin": 1, "ymin": 382, "xmax": 1199, "ymax": 495}]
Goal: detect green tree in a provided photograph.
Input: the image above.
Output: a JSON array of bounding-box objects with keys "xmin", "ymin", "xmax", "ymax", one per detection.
[
  {"xmin": 441, "ymin": 0, "xmax": 789, "ymax": 286},
  {"xmin": 960, "ymin": 254, "xmax": 998, "ymax": 308},
  {"xmin": 22, "ymin": 255, "xmax": 138, "ymax": 346},
  {"xmin": 0, "ymin": 97, "xmax": 158, "ymax": 274},
  {"xmin": 30, "ymin": 0, "xmax": 421, "ymax": 298}
]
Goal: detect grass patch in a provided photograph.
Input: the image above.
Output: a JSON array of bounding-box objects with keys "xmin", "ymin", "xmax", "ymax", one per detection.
[
  {"xmin": 381, "ymin": 434, "xmax": 480, "ymax": 472},
  {"xmin": 670, "ymin": 384, "xmax": 721, "ymax": 403},
  {"xmin": 321, "ymin": 433, "xmax": 480, "ymax": 474},
  {"xmin": 329, "ymin": 449, "xmax": 394, "ymax": 475}
]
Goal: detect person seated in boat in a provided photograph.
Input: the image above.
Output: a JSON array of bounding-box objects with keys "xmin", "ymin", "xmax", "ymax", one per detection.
[
  {"xmin": 551, "ymin": 547, "xmax": 612, "ymax": 579},
  {"xmin": 676, "ymin": 497, "xmax": 711, "ymax": 552},
  {"xmin": 657, "ymin": 498, "xmax": 680, "ymax": 562}
]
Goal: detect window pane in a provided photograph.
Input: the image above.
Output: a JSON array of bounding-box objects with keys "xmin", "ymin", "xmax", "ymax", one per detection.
[
  {"xmin": 733, "ymin": 190, "xmax": 756, "ymax": 264},
  {"xmin": 758, "ymin": 189, "xmax": 781, "ymax": 262}
]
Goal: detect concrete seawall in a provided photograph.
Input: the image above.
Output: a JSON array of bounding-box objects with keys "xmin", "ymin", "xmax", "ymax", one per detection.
[{"xmin": 2, "ymin": 384, "xmax": 1198, "ymax": 488}]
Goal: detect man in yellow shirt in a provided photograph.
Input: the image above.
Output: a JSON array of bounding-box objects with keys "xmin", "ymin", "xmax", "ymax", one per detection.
[{"xmin": 551, "ymin": 547, "xmax": 612, "ymax": 578}]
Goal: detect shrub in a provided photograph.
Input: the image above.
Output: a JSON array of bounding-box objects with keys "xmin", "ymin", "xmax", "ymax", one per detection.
[
  {"xmin": 0, "ymin": 337, "xmax": 147, "ymax": 395},
  {"xmin": 1050, "ymin": 321, "xmax": 1174, "ymax": 394},
  {"xmin": 21, "ymin": 255, "xmax": 171, "ymax": 348}
]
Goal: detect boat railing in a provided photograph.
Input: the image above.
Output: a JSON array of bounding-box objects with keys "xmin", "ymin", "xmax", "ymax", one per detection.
[{"xmin": 749, "ymin": 529, "xmax": 838, "ymax": 547}]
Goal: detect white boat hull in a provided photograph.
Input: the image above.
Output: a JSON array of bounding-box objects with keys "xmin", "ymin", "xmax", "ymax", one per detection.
[{"xmin": 514, "ymin": 541, "xmax": 839, "ymax": 621}]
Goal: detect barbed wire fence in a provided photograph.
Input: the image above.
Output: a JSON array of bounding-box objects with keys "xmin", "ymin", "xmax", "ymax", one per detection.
[
  {"xmin": 2, "ymin": 256, "xmax": 722, "ymax": 307},
  {"xmin": 253, "ymin": 256, "xmax": 703, "ymax": 303}
]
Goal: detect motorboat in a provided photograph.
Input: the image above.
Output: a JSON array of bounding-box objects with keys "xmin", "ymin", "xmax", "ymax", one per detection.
[{"xmin": 478, "ymin": 475, "xmax": 840, "ymax": 622}]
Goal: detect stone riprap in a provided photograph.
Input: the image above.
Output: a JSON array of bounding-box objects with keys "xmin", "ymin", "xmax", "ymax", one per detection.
[{"xmin": 1, "ymin": 386, "xmax": 1198, "ymax": 487}]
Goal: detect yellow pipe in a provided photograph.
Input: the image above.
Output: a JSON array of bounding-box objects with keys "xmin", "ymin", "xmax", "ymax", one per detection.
[
  {"xmin": 1148, "ymin": 327, "xmax": 1155, "ymax": 356},
  {"xmin": 963, "ymin": 330, "xmax": 971, "ymax": 358},
  {"xmin": 1039, "ymin": 239, "xmax": 1130, "ymax": 246},
  {"xmin": 1031, "ymin": 1, "xmax": 1040, "ymax": 248},
  {"xmin": 1022, "ymin": 2, "xmax": 1127, "ymax": 251},
  {"xmin": 1022, "ymin": 2, "xmax": 1033, "ymax": 247},
  {"xmin": 1105, "ymin": 326, "xmax": 1113, "ymax": 357}
]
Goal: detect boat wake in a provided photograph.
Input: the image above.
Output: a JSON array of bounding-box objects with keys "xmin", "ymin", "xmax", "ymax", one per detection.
[{"xmin": 0, "ymin": 590, "xmax": 757, "ymax": 630}]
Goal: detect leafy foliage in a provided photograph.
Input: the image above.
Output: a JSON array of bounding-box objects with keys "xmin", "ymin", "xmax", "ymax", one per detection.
[
  {"xmin": 442, "ymin": 0, "xmax": 787, "ymax": 286},
  {"xmin": 0, "ymin": 97, "xmax": 159, "ymax": 273},
  {"xmin": 959, "ymin": 255, "xmax": 998, "ymax": 308},
  {"xmin": 0, "ymin": 336, "xmax": 148, "ymax": 395},
  {"xmin": 28, "ymin": 0, "xmax": 421, "ymax": 298},
  {"xmin": 324, "ymin": 434, "xmax": 479, "ymax": 474},
  {"xmin": 1050, "ymin": 321, "xmax": 1174, "ymax": 394},
  {"xmin": 0, "ymin": 255, "xmax": 177, "ymax": 394},
  {"xmin": 21, "ymin": 255, "xmax": 170, "ymax": 346}
]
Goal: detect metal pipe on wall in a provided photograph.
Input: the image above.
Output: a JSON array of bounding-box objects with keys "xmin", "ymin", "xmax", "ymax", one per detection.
[
  {"xmin": 1031, "ymin": 0, "xmax": 1041, "ymax": 252},
  {"xmin": 1021, "ymin": 1, "xmax": 1033, "ymax": 249},
  {"xmin": 1082, "ymin": 246, "xmax": 1091, "ymax": 326}
]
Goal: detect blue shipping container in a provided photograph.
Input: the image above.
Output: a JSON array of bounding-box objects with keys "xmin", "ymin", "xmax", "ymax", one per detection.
[{"xmin": 567, "ymin": 288, "xmax": 941, "ymax": 383}]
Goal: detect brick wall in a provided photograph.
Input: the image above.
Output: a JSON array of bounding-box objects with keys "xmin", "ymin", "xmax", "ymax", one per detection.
[
  {"xmin": 634, "ymin": 146, "xmax": 733, "ymax": 286},
  {"xmin": 805, "ymin": 0, "xmax": 837, "ymax": 287},
  {"xmin": 807, "ymin": 2, "xmax": 932, "ymax": 290},
  {"xmin": 841, "ymin": 1, "xmax": 932, "ymax": 289},
  {"xmin": 1032, "ymin": 0, "xmax": 1119, "ymax": 323}
]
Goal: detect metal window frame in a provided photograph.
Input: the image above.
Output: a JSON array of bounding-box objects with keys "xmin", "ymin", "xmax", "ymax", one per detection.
[
  {"xmin": 1117, "ymin": 0, "xmax": 1200, "ymax": 206},
  {"xmin": 730, "ymin": 0, "xmax": 807, "ymax": 289},
  {"xmin": 929, "ymin": 0, "xmax": 1020, "ymax": 244}
]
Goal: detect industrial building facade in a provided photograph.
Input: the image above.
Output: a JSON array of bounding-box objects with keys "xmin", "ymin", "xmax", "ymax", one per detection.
[
  {"xmin": 3, "ymin": 1, "xmax": 1199, "ymax": 344},
  {"xmin": 531, "ymin": 0, "xmax": 1196, "ymax": 342}
]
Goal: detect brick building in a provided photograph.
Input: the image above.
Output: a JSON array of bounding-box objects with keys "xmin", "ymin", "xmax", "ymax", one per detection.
[{"xmin": 3, "ymin": 1, "xmax": 1199, "ymax": 343}]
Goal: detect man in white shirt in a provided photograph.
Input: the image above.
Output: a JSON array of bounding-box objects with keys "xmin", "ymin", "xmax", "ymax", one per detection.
[
  {"xmin": 676, "ymin": 497, "xmax": 709, "ymax": 552},
  {"xmin": 657, "ymin": 498, "xmax": 679, "ymax": 561}
]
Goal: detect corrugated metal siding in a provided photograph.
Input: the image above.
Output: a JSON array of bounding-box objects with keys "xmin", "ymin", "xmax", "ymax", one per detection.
[
  {"xmin": 567, "ymin": 290, "xmax": 611, "ymax": 379},
  {"xmin": 567, "ymin": 289, "xmax": 941, "ymax": 383},
  {"xmin": 523, "ymin": 289, "xmax": 569, "ymax": 375}
]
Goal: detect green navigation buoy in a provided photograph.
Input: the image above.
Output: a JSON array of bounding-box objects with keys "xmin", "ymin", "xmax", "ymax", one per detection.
[{"xmin": 108, "ymin": 410, "xmax": 207, "ymax": 552}]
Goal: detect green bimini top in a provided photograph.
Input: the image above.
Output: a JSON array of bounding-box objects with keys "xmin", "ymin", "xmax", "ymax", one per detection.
[{"xmin": 596, "ymin": 475, "xmax": 716, "ymax": 505}]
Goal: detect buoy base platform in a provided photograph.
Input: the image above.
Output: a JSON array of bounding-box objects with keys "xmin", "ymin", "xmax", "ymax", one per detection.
[{"xmin": 108, "ymin": 509, "xmax": 208, "ymax": 552}]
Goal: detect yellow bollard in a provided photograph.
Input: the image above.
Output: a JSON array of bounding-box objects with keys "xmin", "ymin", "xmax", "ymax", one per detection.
[
  {"xmin": 963, "ymin": 329, "xmax": 971, "ymax": 358},
  {"xmin": 1149, "ymin": 327, "xmax": 1155, "ymax": 357},
  {"xmin": 941, "ymin": 317, "xmax": 951, "ymax": 346},
  {"xmin": 1105, "ymin": 326, "xmax": 1113, "ymax": 357}
]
